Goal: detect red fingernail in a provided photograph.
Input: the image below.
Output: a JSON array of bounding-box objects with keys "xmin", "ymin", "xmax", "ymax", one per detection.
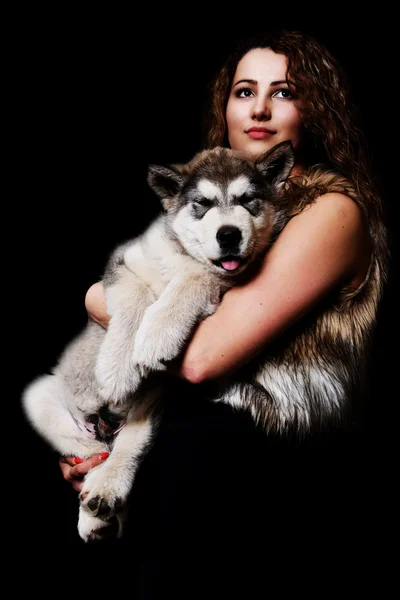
[
  {"xmin": 74, "ymin": 457, "xmax": 84, "ymax": 464},
  {"xmin": 100, "ymin": 452, "xmax": 109, "ymax": 460}
]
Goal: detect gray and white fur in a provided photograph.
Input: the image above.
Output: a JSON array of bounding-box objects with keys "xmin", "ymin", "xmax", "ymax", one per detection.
[{"xmin": 22, "ymin": 142, "xmax": 294, "ymax": 542}]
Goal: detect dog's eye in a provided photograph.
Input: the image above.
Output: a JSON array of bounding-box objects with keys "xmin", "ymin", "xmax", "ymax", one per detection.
[
  {"xmin": 196, "ymin": 198, "xmax": 213, "ymax": 208},
  {"xmin": 238, "ymin": 194, "xmax": 254, "ymax": 204}
]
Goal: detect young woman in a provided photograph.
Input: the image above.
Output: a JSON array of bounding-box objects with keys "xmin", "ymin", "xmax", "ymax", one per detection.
[{"xmin": 58, "ymin": 30, "xmax": 389, "ymax": 560}]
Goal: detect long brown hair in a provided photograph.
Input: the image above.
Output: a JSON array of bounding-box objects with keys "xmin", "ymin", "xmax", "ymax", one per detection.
[{"xmin": 202, "ymin": 30, "xmax": 389, "ymax": 282}]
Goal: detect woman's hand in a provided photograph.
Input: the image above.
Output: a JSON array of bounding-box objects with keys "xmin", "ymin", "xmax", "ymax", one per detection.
[
  {"xmin": 85, "ymin": 282, "xmax": 110, "ymax": 329},
  {"xmin": 59, "ymin": 453, "xmax": 109, "ymax": 492}
]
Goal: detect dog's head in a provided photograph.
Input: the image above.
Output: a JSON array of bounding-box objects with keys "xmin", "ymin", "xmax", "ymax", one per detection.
[{"xmin": 147, "ymin": 141, "xmax": 295, "ymax": 277}]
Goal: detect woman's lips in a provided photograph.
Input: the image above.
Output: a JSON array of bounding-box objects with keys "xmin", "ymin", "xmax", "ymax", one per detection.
[{"xmin": 246, "ymin": 129, "xmax": 274, "ymax": 140}]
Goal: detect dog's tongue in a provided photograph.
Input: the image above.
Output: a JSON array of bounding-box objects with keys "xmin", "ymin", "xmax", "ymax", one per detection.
[{"xmin": 221, "ymin": 259, "xmax": 240, "ymax": 271}]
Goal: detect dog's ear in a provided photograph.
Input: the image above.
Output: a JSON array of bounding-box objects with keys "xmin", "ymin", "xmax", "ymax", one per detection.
[
  {"xmin": 147, "ymin": 164, "xmax": 183, "ymax": 210},
  {"xmin": 255, "ymin": 141, "xmax": 295, "ymax": 191}
]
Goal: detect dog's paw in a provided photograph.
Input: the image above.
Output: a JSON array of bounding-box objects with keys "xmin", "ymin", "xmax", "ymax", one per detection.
[
  {"xmin": 132, "ymin": 310, "xmax": 181, "ymax": 374},
  {"xmin": 134, "ymin": 352, "xmax": 168, "ymax": 377},
  {"xmin": 95, "ymin": 350, "xmax": 142, "ymax": 402},
  {"xmin": 132, "ymin": 334, "xmax": 169, "ymax": 375},
  {"xmin": 78, "ymin": 508, "xmax": 122, "ymax": 543},
  {"xmin": 79, "ymin": 461, "xmax": 132, "ymax": 530}
]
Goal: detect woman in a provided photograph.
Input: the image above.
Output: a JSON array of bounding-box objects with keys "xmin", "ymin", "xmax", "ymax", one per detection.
[{"xmin": 59, "ymin": 30, "xmax": 389, "ymax": 552}]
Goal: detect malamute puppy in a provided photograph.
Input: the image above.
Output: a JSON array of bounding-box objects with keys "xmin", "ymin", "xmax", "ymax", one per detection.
[{"xmin": 22, "ymin": 141, "xmax": 295, "ymax": 542}]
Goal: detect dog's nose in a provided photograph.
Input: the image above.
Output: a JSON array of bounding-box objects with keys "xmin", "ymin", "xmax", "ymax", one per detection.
[{"xmin": 217, "ymin": 226, "xmax": 242, "ymax": 249}]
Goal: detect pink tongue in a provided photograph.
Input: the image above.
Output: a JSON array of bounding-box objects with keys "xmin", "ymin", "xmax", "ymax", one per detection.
[{"xmin": 221, "ymin": 259, "xmax": 240, "ymax": 271}]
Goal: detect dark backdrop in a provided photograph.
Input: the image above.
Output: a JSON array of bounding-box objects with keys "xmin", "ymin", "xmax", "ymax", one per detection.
[{"xmin": 11, "ymin": 11, "xmax": 397, "ymax": 583}]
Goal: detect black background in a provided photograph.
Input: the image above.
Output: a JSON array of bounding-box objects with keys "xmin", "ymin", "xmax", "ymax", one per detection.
[{"xmin": 11, "ymin": 9, "xmax": 397, "ymax": 585}]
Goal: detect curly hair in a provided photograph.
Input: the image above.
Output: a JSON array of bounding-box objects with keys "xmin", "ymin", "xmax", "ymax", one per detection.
[{"xmin": 202, "ymin": 30, "xmax": 389, "ymax": 276}]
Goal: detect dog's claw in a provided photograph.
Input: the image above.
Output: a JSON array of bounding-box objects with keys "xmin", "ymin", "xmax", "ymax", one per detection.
[{"xmin": 88, "ymin": 516, "xmax": 120, "ymax": 542}]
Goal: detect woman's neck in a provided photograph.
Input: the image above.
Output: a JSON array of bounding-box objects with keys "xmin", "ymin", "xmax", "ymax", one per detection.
[{"xmin": 290, "ymin": 161, "xmax": 306, "ymax": 177}]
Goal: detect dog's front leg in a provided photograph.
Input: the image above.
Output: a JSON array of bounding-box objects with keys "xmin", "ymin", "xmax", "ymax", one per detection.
[
  {"xmin": 95, "ymin": 266, "xmax": 156, "ymax": 404},
  {"xmin": 77, "ymin": 393, "xmax": 158, "ymax": 542},
  {"xmin": 132, "ymin": 259, "xmax": 220, "ymax": 374}
]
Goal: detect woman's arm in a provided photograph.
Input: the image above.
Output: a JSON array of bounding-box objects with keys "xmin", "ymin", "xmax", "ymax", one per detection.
[{"xmin": 86, "ymin": 192, "xmax": 371, "ymax": 384}]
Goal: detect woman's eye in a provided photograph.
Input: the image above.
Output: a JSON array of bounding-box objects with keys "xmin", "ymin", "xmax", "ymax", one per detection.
[
  {"xmin": 273, "ymin": 88, "xmax": 294, "ymax": 100},
  {"xmin": 235, "ymin": 87, "xmax": 254, "ymax": 98},
  {"xmin": 196, "ymin": 198, "xmax": 213, "ymax": 208}
]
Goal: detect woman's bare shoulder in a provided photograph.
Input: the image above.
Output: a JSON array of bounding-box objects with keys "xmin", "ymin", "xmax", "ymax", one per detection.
[
  {"xmin": 296, "ymin": 190, "xmax": 366, "ymax": 226},
  {"xmin": 277, "ymin": 191, "xmax": 371, "ymax": 288}
]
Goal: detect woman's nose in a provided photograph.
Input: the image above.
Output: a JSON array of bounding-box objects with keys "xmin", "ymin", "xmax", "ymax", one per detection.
[{"xmin": 252, "ymin": 99, "xmax": 271, "ymax": 121}]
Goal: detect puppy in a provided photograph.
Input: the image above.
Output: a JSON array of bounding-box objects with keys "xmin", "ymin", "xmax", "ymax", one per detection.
[{"xmin": 22, "ymin": 141, "xmax": 294, "ymax": 541}]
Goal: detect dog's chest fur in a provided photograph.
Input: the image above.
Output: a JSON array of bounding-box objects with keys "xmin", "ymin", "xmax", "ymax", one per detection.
[{"xmin": 123, "ymin": 216, "xmax": 180, "ymax": 297}]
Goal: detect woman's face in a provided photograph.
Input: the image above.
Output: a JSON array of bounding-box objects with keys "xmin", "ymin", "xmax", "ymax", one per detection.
[{"xmin": 226, "ymin": 48, "xmax": 304, "ymax": 161}]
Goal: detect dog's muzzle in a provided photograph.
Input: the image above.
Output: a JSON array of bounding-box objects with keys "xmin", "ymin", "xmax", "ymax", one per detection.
[
  {"xmin": 214, "ymin": 226, "xmax": 245, "ymax": 272},
  {"xmin": 217, "ymin": 225, "xmax": 242, "ymax": 251}
]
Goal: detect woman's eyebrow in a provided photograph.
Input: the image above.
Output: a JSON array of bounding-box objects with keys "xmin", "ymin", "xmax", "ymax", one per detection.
[
  {"xmin": 270, "ymin": 79, "xmax": 294, "ymax": 86},
  {"xmin": 233, "ymin": 78, "xmax": 257, "ymax": 88},
  {"xmin": 233, "ymin": 78, "xmax": 295, "ymax": 88}
]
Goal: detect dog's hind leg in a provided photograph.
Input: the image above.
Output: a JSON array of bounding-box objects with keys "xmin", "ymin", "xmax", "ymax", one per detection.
[
  {"xmin": 77, "ymin": 392, "xmax": 158, "ymax": 542},
  {"xmin": 22, "ymin": 374, "xmax": 109, "ymax": 458}
]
